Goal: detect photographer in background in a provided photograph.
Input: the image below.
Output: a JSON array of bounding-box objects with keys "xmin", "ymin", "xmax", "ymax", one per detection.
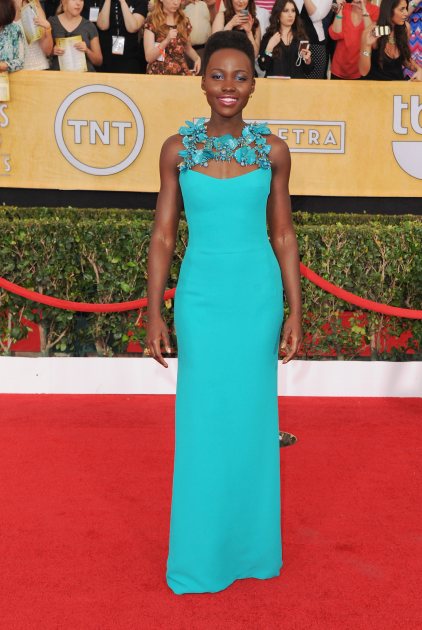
[
  {"xmin": 212, "ymin": 0, "xmax": 261, "ymax": 56},
  {"xmin": 329, "ymin": 0, "xmax": 378, "ymax": 79},
  {"xmin": 360, "ymin": 0, "xmax": 422, "ymax": 80},
  {"xmin": 258, "ymin": 0, "xmax": 314, "ymax": 76}
]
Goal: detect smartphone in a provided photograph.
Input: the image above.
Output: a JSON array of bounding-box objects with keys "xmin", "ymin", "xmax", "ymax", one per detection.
[
  {"xmin": 240, "ymin": 8, "xmax": 249, "ymax": 15},
  {"xmin": 373, "ymin": 25, "xmax": 391, "ymax": 37},
  {"xmin": 299, "ymin": 40, "xmax": 310, "ymax": 53}
]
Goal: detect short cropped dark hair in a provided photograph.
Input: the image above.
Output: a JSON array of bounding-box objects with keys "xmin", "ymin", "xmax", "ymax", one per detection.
[
  {"xmin": 202, "ymin": 31, "xmax": 256, "ymax": 75},
  {"xmin": 0, "ymin": 0, "xmax": 16, "ymax": 28}
]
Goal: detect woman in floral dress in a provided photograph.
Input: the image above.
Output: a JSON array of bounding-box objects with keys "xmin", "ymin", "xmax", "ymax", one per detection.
[{"xmin": 143, "ymin": 0, "xmax": 201, "ymax": 74}]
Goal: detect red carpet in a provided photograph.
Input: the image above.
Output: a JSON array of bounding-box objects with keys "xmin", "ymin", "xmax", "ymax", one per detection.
[{"xmin": 0, "ymin": 395, "xmax": 421, "ymax": 630}]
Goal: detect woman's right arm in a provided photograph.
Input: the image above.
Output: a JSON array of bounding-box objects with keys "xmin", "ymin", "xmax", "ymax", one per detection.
[
  {"xmin": 143, "ymin": 27, "xmax": 173, "ymax": 63},
  {"xmin": 97, "ymin": 0, "xmax": 111, "ymax": 30},
  {"xmin": 358, "ymin": 26, "xmax": 377, "ymax": 76},
  {"xmin": 329, "ymin": 0, "xmax": 345, "ymax": 38},
  {"xmin": 146, "ymin": 137, "xmax": 183, "ymax": 368}
]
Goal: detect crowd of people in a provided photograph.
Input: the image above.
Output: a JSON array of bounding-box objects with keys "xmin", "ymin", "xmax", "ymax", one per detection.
[{"xmin": 0, "ymin": 0, "xmax": 421, "ymax": 79}]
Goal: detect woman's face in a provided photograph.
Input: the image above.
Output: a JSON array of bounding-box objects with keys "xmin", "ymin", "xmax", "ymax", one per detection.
[
  {"xmin": 62, "ymin": 0, "xmax": 84, "ymax": 16},
  {"xmin": 392, "ymin": 0, "xmax": 408, "ymax": 25},
  {"xmin": 202, "ymin": 48, "xmax": 255, "ymax": 119},
  {"xmin": 279, "ymin": 2, "xmax": 296, "ymax": 27},
  {"xmin": 162, "ymin": 0, "xmax": 181, "ymax": 13},
  {"xmin": 232, "ymin": 0, "xmax": 249, "ymax": 13}
]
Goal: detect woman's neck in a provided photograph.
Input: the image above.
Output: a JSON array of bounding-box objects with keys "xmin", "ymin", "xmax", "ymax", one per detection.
[
  {"xmin": 60, "ymin": 11, "xmax": 82, "ymax": 26},
  {"xmin": 206, "ymin": 113, "xmax": 246, "ymax": 138},
  {"xmin": 279, "ymin": 25, "xmax": 292, "ymax": 41},
  {"xmin": 164, "ymin": 9, "xmax": 177, "ymax": 24}
]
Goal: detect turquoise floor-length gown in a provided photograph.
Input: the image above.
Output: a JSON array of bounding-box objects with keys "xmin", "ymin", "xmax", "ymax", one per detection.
[{"xmin": 166, "ymin": 127, "xmax": 284, "ymax": 595}]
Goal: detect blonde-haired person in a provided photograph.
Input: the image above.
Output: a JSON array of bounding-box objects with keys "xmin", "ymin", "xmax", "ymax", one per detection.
[
  {"xmin": 49, "ymin": 0, "xmax": 102, "ymax": 70},
  {"xmin": 143, "ymin": 0, "xmax": 201, "ymax": 74},
  {"xmin": 14, "ymin": 0, "xmax": 53, "ymax": 69},
  {"xmin": 212, "ymin": 0, "xmax": 261, "ymax": 56}
]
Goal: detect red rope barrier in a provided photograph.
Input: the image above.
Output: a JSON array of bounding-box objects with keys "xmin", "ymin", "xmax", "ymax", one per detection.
[
  {"xmin": 0, "ymin": 276, "xmax": 175, "ymax": 313},
  {"xmin": 0, "ymin": 265, "xmax": 421, "ymax": 318},
  {"xmin": 299, "ymin": 263, "xmax": 422, "ymax": 320}
]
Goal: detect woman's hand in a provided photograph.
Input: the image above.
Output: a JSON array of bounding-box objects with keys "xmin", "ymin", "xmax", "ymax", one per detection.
[
  {"xmin": 226, "ymin": 14, "xmax": 245, "ymax": 30},
  {"xmin": 239, "ymin": 14, "xmax": 253, "ymax": 33},
  {"xmin": 74, "ymin": 41, "xmax": 88, "ymax": 53},
  {"xmin": 0, "ymin": 61, "xmax": 8, "ymax": 71},
  {"xmin": 192, "ymin": 55, "xmax": 201, "ymax": 74},
  {"xmin": 267, "ymin": 32, "xmax": 281, "ymax": 52},
  {"xmin": 53, "ymin": 45, "xmax": 65, "ymax": 55},
  {"xmin": 302, "ymin": 47, "xmax": 311, "ymax": 64},
  {"xmin": 34, "ymin": 15, "xmax": 51, "ymax": 30},
  {"xmin": 410, "ymin": 66, "xmax": 422, "ymax": 81},
  {"xmin": 146, "ymin": 315, "xmax": 172, "ymax": 368},
  {"xmin": 362, "ymin": 24, "xmax": 379, "ymax": 48},
  {"xmin": 280, "ymin": 314, "xmax": 303, "ymax": 364},
  {"xmin": 164, "ymin": 27, "xmax": 178, "ymax": 45}
]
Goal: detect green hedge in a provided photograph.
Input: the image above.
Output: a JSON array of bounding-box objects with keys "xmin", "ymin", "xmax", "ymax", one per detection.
[{"xmin": 0, "ymin": 207, "xmax": 420, "ymax": 359}]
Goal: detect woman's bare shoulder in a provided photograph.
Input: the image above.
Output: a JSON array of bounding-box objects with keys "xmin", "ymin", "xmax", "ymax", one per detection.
[
  {"xmin": 267, "ymin": 134, "xmax": 291, "ymax": 168},
  {"xmin": 160, "ymin": 133, "xmax": 185, "ymax": 170}
]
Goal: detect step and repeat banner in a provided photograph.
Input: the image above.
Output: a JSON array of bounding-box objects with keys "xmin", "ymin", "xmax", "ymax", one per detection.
[{"xmin": 0, "ymin": 72, "xmax": 421, "ymax": 196}]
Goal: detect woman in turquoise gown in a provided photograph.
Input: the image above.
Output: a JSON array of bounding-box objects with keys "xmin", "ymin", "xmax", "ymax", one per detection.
[{"xmin": 146, "ymin": 30, "xmax": 303, "ymax": 595}]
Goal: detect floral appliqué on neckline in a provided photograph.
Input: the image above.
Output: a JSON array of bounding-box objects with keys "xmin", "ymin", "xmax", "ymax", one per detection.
[{"xmin": 177, "ymin": 118, "xmax": 272, "ymax": 173}]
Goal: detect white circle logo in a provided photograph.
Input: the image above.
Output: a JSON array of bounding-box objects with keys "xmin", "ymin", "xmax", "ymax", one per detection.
[{"xmin": 54, "ymin": 85, "xmax": 144, "ymax": 176}]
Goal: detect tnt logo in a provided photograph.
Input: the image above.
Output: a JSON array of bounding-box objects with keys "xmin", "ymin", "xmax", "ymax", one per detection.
[
  {"xmin": 54, "ymin": 85, "xmax": 144, "ymax": 176},
  {"xmin": 392, "ymin": 95, "xmax": 422, "ymax": 180}
]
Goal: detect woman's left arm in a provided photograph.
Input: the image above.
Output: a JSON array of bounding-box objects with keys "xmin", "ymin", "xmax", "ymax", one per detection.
[
  {"xmin": 119, "ymin": 0, "xmax": 145, "ymax": 33},
  {"xmin": 267, "ymin": 137, "xmax": 303, "ymax": 363},
  {"xmin": 304, "ymin": 0, "xmax": 332, "ymax": 21},
  {"xmin": 185, "ymin": 43, "xmax": 202, "ymax": 73},
  {"xmin": 33, "ymin": 4, "xmax": 54, "ymax": 55}
]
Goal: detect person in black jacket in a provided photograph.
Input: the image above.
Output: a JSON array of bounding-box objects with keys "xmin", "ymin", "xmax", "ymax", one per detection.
[{"xmin": 258, "ymin": 0, "xmax": 313, "ymax": 77}]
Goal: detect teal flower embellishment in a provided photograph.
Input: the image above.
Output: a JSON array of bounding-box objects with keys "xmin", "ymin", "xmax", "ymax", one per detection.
[
  {"xmin": 234, "ymin": 146, "xmax": 256, "ymax": 166},
  {"xmin": 178, "ymin": 118, "xmax": 271, "ymax": 171},
  {"xmin": 179, "ymin": 118, "xmax": 207, "ymax": 143},
  {"xmin": 213, "ymin": 134, "xmax": 238, "ymax": 150},
  {"xmin": 241, "ymin": 126, "xmax": 255, "ymax": 145},
  {"xmin": 250, "ymin": 123, "xmax": 271, "ymax": 136},
  {"xmin": 192, "ymin": 149, "xmax": 214, "ymax": 166},
  {"xmin": 255, "ymin": 136, "xmax": 267, "ymax": 146}
]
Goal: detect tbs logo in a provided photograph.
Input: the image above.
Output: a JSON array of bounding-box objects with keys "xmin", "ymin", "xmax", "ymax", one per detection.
[{"xmin": 392, "ymin": 95, "xmax": 422, "ymax": 180}]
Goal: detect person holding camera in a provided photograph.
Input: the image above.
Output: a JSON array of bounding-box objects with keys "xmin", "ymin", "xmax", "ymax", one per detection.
[
  {"xmin": 359, "ymin": 0, "xmax": 422, "ymax": 80},
  {"xmin": 258, "ymin": 0, "xmax": 313, "ymax": 76},
  {"xmin": 212, "ymin": 0, "xmax": 261, "ymax": 56},
  {"xmin": 328, "ymin": 0, "xmax": 378, "ymax": 78}
]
